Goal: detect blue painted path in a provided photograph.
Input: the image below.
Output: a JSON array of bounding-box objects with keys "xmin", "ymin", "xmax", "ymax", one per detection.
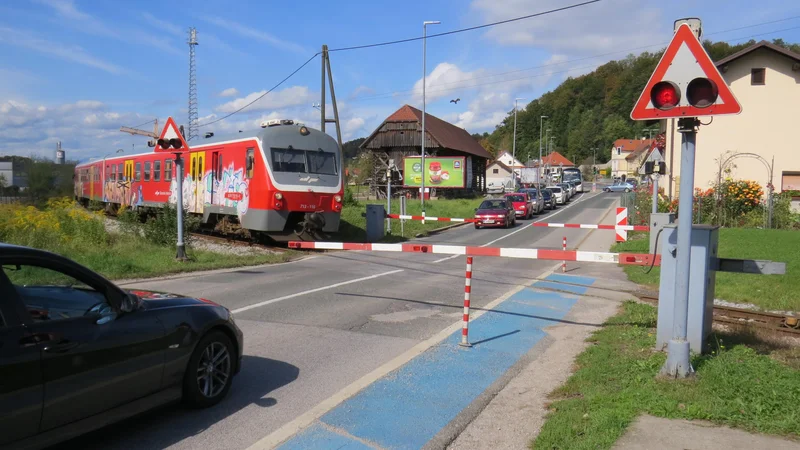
[{"xmin": 277, "ymin": 274, "xmax": 596, "ymax": 450}]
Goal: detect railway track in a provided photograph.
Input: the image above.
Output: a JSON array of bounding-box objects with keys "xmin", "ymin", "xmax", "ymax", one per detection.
[
  {"xmin": 636, "ymin": 294, "xmax": 800, "ymax": 337},
  {"xmin": 189, "ymin": 231, "xmax": 291, "ymax": 254}
]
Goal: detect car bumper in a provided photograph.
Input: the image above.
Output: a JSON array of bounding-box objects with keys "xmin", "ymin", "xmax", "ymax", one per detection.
[{"xmin": 475, "ymin": 218, "xmax": 507, "ymax": 227}]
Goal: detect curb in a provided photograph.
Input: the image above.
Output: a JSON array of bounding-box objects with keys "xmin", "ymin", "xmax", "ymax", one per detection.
[{"xmin": 415, "ymin": 221, "xmax": 471, "ymax": 238}]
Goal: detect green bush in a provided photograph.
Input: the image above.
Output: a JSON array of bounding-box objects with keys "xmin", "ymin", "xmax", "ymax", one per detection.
[
  {"xmin": 343, "ymin": 186, "xmax": 358, "ymax": 206},
  {"xmin": 143, "ymin": 204, "xmax": 201, "ymax": 246}
]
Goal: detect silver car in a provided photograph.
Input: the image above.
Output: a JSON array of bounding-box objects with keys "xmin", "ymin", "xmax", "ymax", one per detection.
[
  {"xmin": 518, "ymin": 188, "xmax": 545, "ymax": 214},
  {"xmin": 547, "ymin": 185, "xmax": 566, "ymax": 205},
  {"xmin": 603, "ymin": 181, "xmax": 635, "ymax": 193},
  {"xmin": 558, "ymin": 182, "xmax": 574, "ymax": 199}
]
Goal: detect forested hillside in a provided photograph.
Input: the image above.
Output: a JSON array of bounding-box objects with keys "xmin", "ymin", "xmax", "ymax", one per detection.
[{"xmin": 483, "ymin": 38, "xmax": 800, "ymax": 165}]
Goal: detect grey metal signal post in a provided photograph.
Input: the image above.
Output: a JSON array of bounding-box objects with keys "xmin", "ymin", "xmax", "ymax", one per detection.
[{"xmin": 174, "ymin": 153, "xmax": 187, "ymax": 261}]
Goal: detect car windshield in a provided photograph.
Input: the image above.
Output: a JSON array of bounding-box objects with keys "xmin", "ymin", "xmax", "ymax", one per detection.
[
  {"xmin": 549, "ymin": 187, "xmax": 562, "ymax": 193},
  {"xmin": 541, "ymin": 190, "xmax": 551, "ymax": 198},
  {"xmin": 479, "ymin": 200, "xmax": 507, "ymax": 209},
  {"xmin": 506, "ymin": 195, "xmax": 525, "ymax": 202}
]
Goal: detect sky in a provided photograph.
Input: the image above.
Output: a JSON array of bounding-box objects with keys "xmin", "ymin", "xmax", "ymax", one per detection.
[{"xmin": 1, "ymin": 0, "xmax": 800, "ymax": 162}]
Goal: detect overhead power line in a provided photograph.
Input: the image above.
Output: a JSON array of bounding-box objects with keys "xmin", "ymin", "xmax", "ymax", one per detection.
[
  {"xmin": 327, "ymin": 0, "xmax": 602, "ymax": 52},
  {"xmin": 199, "ymin": 53, "xmax": 319, "ymax": 128},
  {"xmin": 346, "ymin": 20, "xmax": 800, "ymax": 104},
  {"xmin": 130, "ymin": 118, "xmax": 156, "ymax": 129},
  {"xmin": 198, "ymin": 1, "xmax": 601, "ymax": 125}
]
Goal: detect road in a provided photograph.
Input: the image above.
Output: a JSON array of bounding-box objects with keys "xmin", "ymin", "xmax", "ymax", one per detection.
[{"xmin": 54, "ymin": 189, "xmax": 619, "ymax": 450}]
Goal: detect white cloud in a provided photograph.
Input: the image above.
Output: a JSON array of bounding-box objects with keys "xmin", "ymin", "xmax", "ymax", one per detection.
[
  {"xmin": 411, "ymin": 63, "xmax": 487, "ymax": 104},
  {"xmin": 215, "ymin": 86, "xmax": 314, "ymax": 113},
  {"xmin": 348, "ymin": 85, "xmax": 375, "ymax": 99},
  {"xmin": 0, "ymin": 98, "xmax": 156, "ymax": 160},
  {"xmin": 470, "ymin": 0, "xmax": 663, "ymax": 55},
  {"xmin": 35, "ymin": 0, "xmax": 182, "ymax": 56},
  {"xmin": 0, "ymin": 26, "xmax": 125, "ymax": 74},
  {"xmin": 218, "ymin": 88, "xmax": 240, "ymax": 97},
  {"xmin": 199, "ymin": 16, "xmax": 308, "ymax": 54}
]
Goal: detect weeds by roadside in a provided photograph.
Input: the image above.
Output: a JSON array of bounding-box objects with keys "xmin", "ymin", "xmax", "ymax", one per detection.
[
  {"xmin": 0, "ymin": 198, "xmax": 294, "ymax": 280},
  {"xmin": 532, "ymin": 301, "xmax": 800, "ymax": 450}
]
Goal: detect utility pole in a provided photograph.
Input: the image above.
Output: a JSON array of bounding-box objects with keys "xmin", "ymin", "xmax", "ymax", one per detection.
[
  {"xmin": 511, "ymin": 97, "xmax": 524, "ymax": 189},
  {"xmin": 421, "ymin": 20, "xmax": 440, "ymax": 221},
  {"xmin": 318, "ymin": 46, "xmax": 343, "ymax": 150},
  {"xmin": 539, "ymin": 115, "xmax": 547, "ymax": 184}
]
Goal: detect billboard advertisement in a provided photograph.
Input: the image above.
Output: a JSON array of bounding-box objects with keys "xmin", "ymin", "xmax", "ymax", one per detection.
[{"xmin": 402, "ymin": 156, "xmax": 466, "ymax": 188}]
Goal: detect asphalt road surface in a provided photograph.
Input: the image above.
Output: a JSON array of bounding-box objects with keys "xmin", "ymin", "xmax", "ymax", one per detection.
[{"xmin": 53, "ymin": 190, "xmax": 619, "ymax": 450}]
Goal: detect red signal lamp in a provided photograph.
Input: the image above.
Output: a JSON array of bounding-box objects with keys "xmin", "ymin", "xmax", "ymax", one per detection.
[
  {"xmin": 686, "ymin": 77, "xmax": 718, "ymax": 108},
  {"xmin": 650, "ymin": 81, "xmax": 681, "ymax": 110}
]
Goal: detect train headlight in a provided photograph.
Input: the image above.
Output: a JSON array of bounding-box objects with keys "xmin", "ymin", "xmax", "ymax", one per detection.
[
  {"xmin": 274, "ymin": 192, "xmax": 283, "ymax": 200},
  {"xmin": 334, "ymin": 195, "xmax": 342, "ymax": 203},
  {"xmin": 299, "ymin": 126, "xmax": 310, "ymax": 136}
]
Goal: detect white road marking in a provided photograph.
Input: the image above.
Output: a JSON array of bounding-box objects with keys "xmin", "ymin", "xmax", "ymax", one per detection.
[
  {"xmin": 246, "ymin": 262, "xmax": 564, "ymax": 450},
  {"xmin": 230, "ymin": 269, "xmax": 404, "ymax": 314}
]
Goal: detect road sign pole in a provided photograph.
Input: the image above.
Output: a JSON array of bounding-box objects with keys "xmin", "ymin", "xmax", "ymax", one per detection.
[
  {"xmin": 652, "ymin": 174, "xmax": 659, "ymax": 214},
  {"xmin": 662, "ymin": 117, "xmax": 699, "ymax": 378},
  {"xmin": 175, "ymin": 153, "xmax": 187, "ymax": 261}
]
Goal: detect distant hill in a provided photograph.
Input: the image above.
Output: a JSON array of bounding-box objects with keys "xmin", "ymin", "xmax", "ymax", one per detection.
[{"xmin": 485, "ymin": 38, "xmax": 800, "ymax": 165}]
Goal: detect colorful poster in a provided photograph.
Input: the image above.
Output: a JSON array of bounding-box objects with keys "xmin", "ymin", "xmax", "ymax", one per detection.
[{"xmin": 402, "ymin": 157, "xmax": 466, "ymax": 188}]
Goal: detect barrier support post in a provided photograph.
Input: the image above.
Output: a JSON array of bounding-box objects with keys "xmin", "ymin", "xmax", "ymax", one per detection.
[
  {"xmin": 562, "ymin": 236, "xmax": 567, "ymax": 272},
  {"xmin": 459, "ymin": 256, "xmax": 473, "ymax": 348}
]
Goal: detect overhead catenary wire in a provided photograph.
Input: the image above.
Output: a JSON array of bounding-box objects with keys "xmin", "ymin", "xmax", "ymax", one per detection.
[
  {"xmin": 327, "ymin": 0, "xmax": 602, "ymax": 52},
  {"xmin": 198, "ymin": 11, "xmax": 800, "ymax": 125},
  {"xmin": 197, "ymin": 1, "xmax": 602, "ymax": 125},
  {"xmin": 199, "ymin": 52, "xmax": 320, "ymax": 128},
  {"xmin": 346, "ymin": 22, "xmax": 800, "ymax": 104}
]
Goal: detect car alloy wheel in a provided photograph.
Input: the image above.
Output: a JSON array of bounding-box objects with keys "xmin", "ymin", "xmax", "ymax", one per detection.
[
  {"xmin": 197, "ymin": 342, "xmax": 230, "ymax": 398},
  {"xmin": 184, "ymin": 331, "xmax": 235, "ymax": 408}
]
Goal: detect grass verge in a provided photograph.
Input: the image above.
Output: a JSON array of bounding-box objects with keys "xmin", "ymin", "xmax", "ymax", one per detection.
[
  {"xmin": 0, "ymin": 199, "xmax": 296, "ymax": 282},
  {"xmin": 612, "ymin": 228, "xmax": 800, "ymax": 312},
  {"xmin": 532, "ymin": 301, "xmax": 800, "ymax": 450},
  {"xmin": 339, "ymin": 197, "xmax": 484, "ymax": 242}
]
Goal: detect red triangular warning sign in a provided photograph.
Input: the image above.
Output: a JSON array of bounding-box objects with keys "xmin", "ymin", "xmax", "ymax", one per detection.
[
  {"xmin": 631, "ymin": 24, "xmax": 742, "ymax": 120},
  {"xmin": 155, "ymin": 117, "xmax": 189, "ymax": 153}
]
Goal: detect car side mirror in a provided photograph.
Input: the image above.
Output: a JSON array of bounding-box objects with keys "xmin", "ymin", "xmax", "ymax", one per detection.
[
  {"xmin": 474, "ymin": 208, "xmax": 478, "ymax": 212},
  {"xmin": 120, "ymin": 293, "xmax": 140, "ymax": 314}
]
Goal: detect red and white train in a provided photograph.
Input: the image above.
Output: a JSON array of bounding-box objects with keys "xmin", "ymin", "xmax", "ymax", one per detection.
[{"xmin": 74, "ymin": 120, "xmax": 344, "ymax": 241}]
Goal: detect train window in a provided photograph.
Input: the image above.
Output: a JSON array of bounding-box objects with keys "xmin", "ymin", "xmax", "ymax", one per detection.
[
  {"xmin": 118, "ymin": 163, "xmax": 123, "ymax": 181},
  {"xmin": 111, "ymin": 164, "xmax": 116, "ymax": 181},
  {"xmin": 306, "ymin": 150, "xmax": 338, "ymax": 176},
  {"xmin": 154, "ymin": 160, "xmax": 161, "ymax": 182},
  {"xmin": 246, "ymin": 148, "xmax": 254, "ymax": 178},
  {"xmin": 135, "ymin": 162, "xmax": 141, "ymax": 182},
  {"xmin": 271, "ymin": 148, "xmax": 306, "ymax": 173},
  {"xmin": 217, "ymin": 154, "xmax": 223, "ymax": 181},
  {"xmin": 165, "ymin": 160, "xmax": 173, "ymax": 181},
  {"xmin": 106, "ymin": 165, "xmax": 112, "ymax": 182},
  {"xmin": 144, "ymin": 161, "xmax": 151, "ymax": 182}
]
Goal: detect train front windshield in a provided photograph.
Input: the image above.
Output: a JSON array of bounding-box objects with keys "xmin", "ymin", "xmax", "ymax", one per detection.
[{"xmin": 272, "ymin": 148, "xmax": 338, "ymax": 176}]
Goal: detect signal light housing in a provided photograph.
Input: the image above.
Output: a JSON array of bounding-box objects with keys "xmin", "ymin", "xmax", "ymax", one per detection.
[
  {"xmin": 650, "ymin": 81, "xmax": 681, "ymax": 110},
  {"xmin": 686, "ymin": 77, "xmax": 718, "ymax": 108},
  {"xmin": 157, "ymin": 138, "xmax": 184, "ymax": 149}
]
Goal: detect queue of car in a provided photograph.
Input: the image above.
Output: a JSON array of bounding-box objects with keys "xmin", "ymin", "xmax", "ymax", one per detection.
[{"xmin": 473, "ymin": 182, "xmax": 582, "ymax": 228}]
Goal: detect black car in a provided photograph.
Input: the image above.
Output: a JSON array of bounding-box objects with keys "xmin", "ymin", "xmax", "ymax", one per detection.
[
  {"xmin": 540, "ymin": 188, "xmax": 556, "ymax": 210},
  {"xmin": 0, "ymin": 244, "xmax": 243, "ymax": 450}
]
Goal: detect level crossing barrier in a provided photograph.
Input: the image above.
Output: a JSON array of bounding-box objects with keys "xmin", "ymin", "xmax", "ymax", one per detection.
[
  {"xmin": 288, "ymin": 241, "xmax": 660, "ymax": 266},
  {"xmin": 385, "ymin": 213, "xmax": 648, "ymax": 233}
]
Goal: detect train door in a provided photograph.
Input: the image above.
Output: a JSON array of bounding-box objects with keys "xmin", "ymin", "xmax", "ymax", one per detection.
[
  {"xmin": 189, "ymin": 151, "xmax": 205, "ymax": 213},
  {"xmin": 210, "ymin": 150, "xmax": 225, "ymax": 205},
  {"xmin": 89, "ymin": 165, "xmax": 95, "ymax": 200},
  {"xmin": 124, "ymin": 160, "xmax": 134, "ymax": 183}
]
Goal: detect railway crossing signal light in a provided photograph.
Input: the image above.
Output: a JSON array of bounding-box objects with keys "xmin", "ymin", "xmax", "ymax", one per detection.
[{"xmin": 157, "ymin": 138, "xmax": 184, "ymax": 149}]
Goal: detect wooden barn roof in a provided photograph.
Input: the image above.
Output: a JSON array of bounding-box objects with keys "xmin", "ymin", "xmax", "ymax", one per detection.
[{"xmin": 361, "ymin": 104, "xmax": 493, "ymax": 159}]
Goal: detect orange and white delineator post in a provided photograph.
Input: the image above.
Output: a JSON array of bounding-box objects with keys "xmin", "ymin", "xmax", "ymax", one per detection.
[{"xmin": 459, "ymin": 256, "xmax": 473, "ymax": 348}]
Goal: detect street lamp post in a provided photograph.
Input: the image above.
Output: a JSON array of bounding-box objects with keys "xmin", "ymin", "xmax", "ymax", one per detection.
[
  {"xmin": 544, "ymin": 128, "xmax": 551, "ymax": 183},
  {"xmin": 421, "ymin": 20, "xmax": 440, "ymax": 222},
  {"xmin": 511, "ymin": 97, "xmax": 525, "ymax": 189},
  {"xmin": 539, "ymin": 116, "xmax": 548, "ymax": 185}
]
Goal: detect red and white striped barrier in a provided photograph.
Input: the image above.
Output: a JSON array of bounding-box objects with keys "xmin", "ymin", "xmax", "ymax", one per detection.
[
  {"xmin": 528, "ymin": 222, "xmax": 648, "ymax": 231},
  {"xmin": 460, "ymin": 256, "xmax": 473, "ymax": 348},
  {"xmin": 616, "ymin": 207, "xmax": 628, "ymax": 242},
  {"xmin": 386, "ymin": 213, "xmax": 647, "ymax": 232},
  {"xmin": 386, "ymin": 214, "xmax": 476, "ymax": 223},
  {"xmin": 562, "ymin": 236, "xmax": 567, "ymax": 273},
  {"xmin": 287, "ymin": 241, "xmax": 660, "ymax": 266}
]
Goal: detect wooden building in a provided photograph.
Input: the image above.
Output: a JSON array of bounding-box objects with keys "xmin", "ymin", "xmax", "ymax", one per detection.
[{"xmin": 360, "ymin": 104, "xmax": 492, "ymax": 197}]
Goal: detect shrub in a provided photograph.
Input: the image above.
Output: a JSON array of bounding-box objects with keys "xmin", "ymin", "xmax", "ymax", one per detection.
[
  {"xmin": 142, "ymin": 204, "xmax": 201, "ymax": 247},
  {"xmin": 343, "ymin": 186, "xmax": 358, "ymax": 206},
  {"xmin": 0, "ymin": 197, "xmax": 108, "ymax": 251}
]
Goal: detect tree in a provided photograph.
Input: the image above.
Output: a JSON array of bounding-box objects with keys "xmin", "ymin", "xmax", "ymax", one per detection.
[{"xmin": 0, "ymin": 173, "xmax": 7, "ymax": 189}]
